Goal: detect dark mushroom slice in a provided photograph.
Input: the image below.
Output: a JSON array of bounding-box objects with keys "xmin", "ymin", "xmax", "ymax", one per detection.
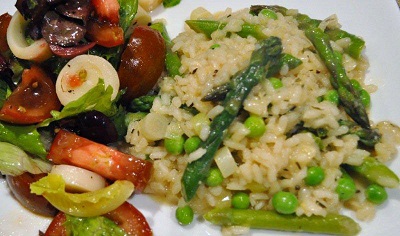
[
  {"xmin": 41, "ymin": 11, "xmax": 86, "ymax": 47},
  {"xmin": 15, "ymin": 0, "xmax": 49, "ymax": 23}
]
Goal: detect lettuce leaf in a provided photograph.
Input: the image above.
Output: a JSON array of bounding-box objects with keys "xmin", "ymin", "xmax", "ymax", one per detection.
[
  {"xmin": 0, "ymin": 142, "xmax": 52, "ymax": 176},
  {"xmin": 30, "ymin": 174, "xmax": 134, "ymax": 217},
  {"xmin": 65, "ymin": 214, "xmax": 127, "ymax": 236},
  {"xmin": 0, "ymin": 122, "xmax": 48, "ymax": 158},
  {"xmin": 40, "ymin": 79, "xmax": 119, "ymax": 127}
]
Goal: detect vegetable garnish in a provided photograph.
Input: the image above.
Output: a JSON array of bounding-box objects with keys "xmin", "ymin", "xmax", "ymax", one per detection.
[{"xmin": 30, "ymin": 173, "xmax": 134, "ymax": 217}]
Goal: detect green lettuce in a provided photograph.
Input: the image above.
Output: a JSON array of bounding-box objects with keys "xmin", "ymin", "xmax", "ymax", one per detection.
[
  {"xmin": 0, "ymin": 122, "xmax": 47, "ymax": 158},
  {"xmin": 30, "ymin": 174, "xmax": 134, "ymax": 217},
  {"xmin": 0, "ymin": 142, "xmax": 52, "ymax": 176},
  {"xmin": 65, "ymin": 215, "xmax": 127, "ymax": 236},
  {"xmin": 40, "ymin": 79, "xmax": 119, "ymax": 127}
]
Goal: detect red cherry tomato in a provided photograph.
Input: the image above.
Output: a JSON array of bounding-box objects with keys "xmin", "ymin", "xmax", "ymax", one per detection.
[
  {"xmin": 91, "ymin": 0, "xmax": 120, "ymax": 24},
  {"xmin": 44, "ymin": 202, "xmax": 152, "ymax": 236},
  {"xmin": 105, "ymin": 202, "xmax": 152, "ymax": 236},
  {"xmin": 118, "ymin": 26, "xmax": 166, "ymax": 103},
  {"xmin": 47, "ymin": 130, "xmax": 153, "ymax": 191},
  {"xmin": 0, "ymin": 13, "xmax": 11, "ymax": 53},
  {"xmin": 6, "ymin": 173, "xmax": 58, "ymax": 217},
  {"xmin": 0, "ymin": 65, "xmax": 61, "ymax": 124},
  {"xmin": 86, "ymin": 18, "xmax": 124, "ymax": 48}
]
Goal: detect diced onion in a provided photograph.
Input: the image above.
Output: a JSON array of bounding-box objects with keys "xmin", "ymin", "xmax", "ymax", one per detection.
[{"xmin": 214, "ymin": 146, "xmax": 238, "ymax": 178}]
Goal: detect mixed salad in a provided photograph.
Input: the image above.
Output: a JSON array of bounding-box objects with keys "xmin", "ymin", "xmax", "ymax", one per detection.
[{"xmin": 0, "ymin": 0, "xmax": 180, "ymax": 235}]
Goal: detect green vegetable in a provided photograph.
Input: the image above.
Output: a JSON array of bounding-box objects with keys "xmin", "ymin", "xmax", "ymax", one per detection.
[
  {"xmin": 0, "ymin": 79, "xmax": 11, "ymax": 108},
  {"xmin": 259, "ymin": 9, "xmax": 278, "ymax": 20},
  {"xmin": 118, "ymin": 0, "xmax": 138, "ymax": 36},
  {"xmin": 250, "ymin": 5, "xmax": 365, "ymax": 59},
  {"xmin": 232, "ymin": 192, "xmax": 250, "ymax": 209},
  {"xmin": 272, "ymin": 191, "xmax": 298, "ymax": 214},
  {"xmin": 185, "ymin": 20, "xmax": 267, "ymax": 40},
  {"xmin": 304, "ymin": 26, "xmax": 370, "ymax": 129},
  {"xmin": 165, "ymin": 135, "xmax": 185, "ymax": 155},
  {"xmin": 41, "ymin": 79, "xmax": 119, "ymax": 127},
  {"xmin": 359, "ymin": 89, "xmax": 370, "ymax": 108},
  {"xmin": 150, "ymin": 22, "xmax": 182, "ymax": 77},
  {"xmin": 338, "ymin": 120, "xmax": 381, "ymax": 147},
  {"xmin": 244, "ymin": 115, "xmax": 266, "ymax": 138},
  {"xmin": 335, "ymin": 171, "xmax": 356, "ymax": 201},
  {"xmin": 175, "ymin": 205, "xmax": 194, "ymax": 225},
  {"xmin": 0, "ymin": 122, "xmax": 47, "ymax": 158},
  {"xmin": 365, "ymin": 184, "xmax": 387, "ymax": 205},
  {"xmin": 184, "ymin": 136, "xmax": 202, "ymax": 154},
  {"xmin": 345, "ymin": 156, "xmax": 399, "ymax": 188},
  {"xmin": 269, "ymin": 77, "xmax": 283, "ymax": 89},
  {"xmin": 163, "ymin": 0, "xmax": 181, "ymax": 8},
  {"xmin": 210, "ymin": 44, "xmax": 221, "ymax": 49},
  {"xmin": 304, "ymin": 166, "xmax": 325, "ymax": 186},
  {"xmin": 204, "ymin": 208, "xmax": 360, "ymax": 236},
  {"xmin": 181, "ymin": 37, "xmax": 283, "ymax": 202},
  {"xmin": 128, "ymin": 95, "xmax": 157, "ymax": 112},
  {"xmin": 65, "ymin": 214, "xmax": 127, "ymax": 236},
  {"xmin": 0, "ymin": 142, "xmax": 52, "ymax": 176},
  {"xmin": 31, "ymin": 174, "xmax": 134, "ymax": 217},
  {"xmin": 205, "ymin": 167, "xmax": 224, "ymax": 187},
  {"xmin": 202, "ymin": 53, "xmax": 301, "ymax": 102},
  {"xmin": 323, "ymin": 89, "xmax": 339, "ymax": 105}
]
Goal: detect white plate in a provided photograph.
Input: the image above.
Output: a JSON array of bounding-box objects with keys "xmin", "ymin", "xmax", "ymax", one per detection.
[{"xmin": 1, "ymin": 0, "xmax": 400, "ymax": 235}]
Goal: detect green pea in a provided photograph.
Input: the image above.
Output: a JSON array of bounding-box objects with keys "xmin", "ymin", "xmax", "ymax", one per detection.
[
  {"xmin": 272, "ymin": 191, "xmax": 298, "ymax": 214},
  {"xmin": 231, "ymin": 192, "xmax": 250, "ymax": 209},
  {"xmin": 323, "ymin": 89, "xmax": 339, "ymax": 105},
  {"xmin": 244, "ymin": 115, "xmax": 266, "ymax": 138},
  {"xmin": 365, "ymin": 184, "xmax": 387, "ymax": 205},
  {"xmin": 269, "ymin": 77, "xmax": 283, "ymax": 89},
  {"xmin": 165, "ymin": 136, "xmax": 185, "ymax": 155},
  {"xmin": 304, "ymin": 166, "xmax": 325, "ymax": 186},
  {"xmin": 184, "ymin": 136, "xmax": 202, "ymax": 154},
  {"xmin": 175, "ymin": 205, "xmax": 194, "ymax": 225},
  {"xmin": 359, "ymin": 89, "xmax": 370, "ymax": 108},
  {"xmin": 206, "ymin": 167, "xmax": 224, "ymax": 187},
  {"xmin": 350, "ymin": 79, "xmax": 362, "ymax": 92},
  {"xmin": 335, "ymin": 177, "xmax": 356, "ymax": 201},
  {"xmin": 259, "ymin": 9, "xmax": 278, "ymax": 20}
]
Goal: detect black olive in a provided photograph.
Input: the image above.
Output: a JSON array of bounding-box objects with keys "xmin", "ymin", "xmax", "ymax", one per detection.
[{"xmin": 57, "ymin": 110, "xmax": 119, "ymax": 144}]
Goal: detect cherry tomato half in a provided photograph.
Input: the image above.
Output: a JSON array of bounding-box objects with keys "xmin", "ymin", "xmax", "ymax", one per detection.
[
  {"xmin": 6, "ymin": 172, "xmax": 58, "ymax": 217},
  {"xmin": 47, "ymin": 130, "xmax": 153, "ymax": 191},
  {"xmin": 86, "ymin": 18, "xmax": 124, "ymax": 48},
  {"xmin": 118, "ymin": 25, "xmax": 166, "ymax": 104},
  {"xmin": 0, "ymin": 13, "xmax": 11, "ymax": 53},
  {"xmin": 0, "ymin": 65, "xmax": 61, "ymax": 124},
  {"xmin": 91, "ymin": 0, "xmax": 120, "ymax": 24},
  {"xmin": 44, "ymin": 202, "xmax": 152, "ymax": 236}
]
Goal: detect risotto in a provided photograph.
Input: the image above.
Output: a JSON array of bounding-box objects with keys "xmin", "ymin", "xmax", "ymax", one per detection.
[{"xmin": 126, "ymin": 6, "xmax": 400, "ymax": 234}]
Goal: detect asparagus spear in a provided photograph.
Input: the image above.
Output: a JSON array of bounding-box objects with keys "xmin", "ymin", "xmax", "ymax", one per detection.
[
  {"xmin": 202, "ymin": 53, "xmax": 302, "ymax": 102},
  {"xmin": 204, "ymin": 208, "xmax": 360, "ymax": 236},
  {"xmin": 304, "ymin": 26, "xmax": 370, "ymax": 129},
  {"xmin": 250, "ymin": 5, "xmax": 365, "ymax": 59},
  {"xmin": 185, "ymin": 20, "xmax": 267, "ymax": 40},
  {"xmin": 181, "ymin": 37, "xmax": 283, "ymax": 201},
  {"xmin": 338, "ymin": 119, "xmax": 381, "ymax": 147},
  {"xmin": 345, "ymin": 157, "xmax": 399, "ymax": 188}
]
